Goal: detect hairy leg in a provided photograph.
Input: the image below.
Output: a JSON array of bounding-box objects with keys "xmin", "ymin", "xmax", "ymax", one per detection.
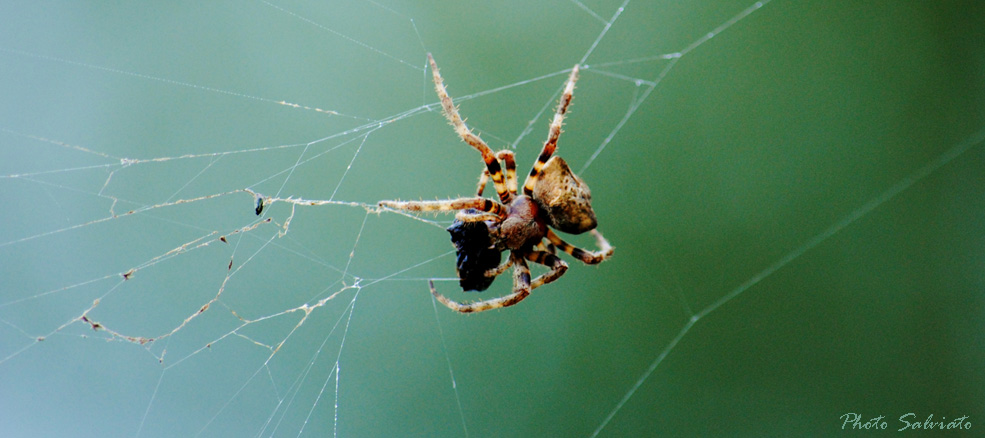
[
  {"xmin": 523, "ymin": 65, "xmax": 579, "ymax": 196},
  {"xmin": 545, "ymin": 228, "xmax": 613, "ymax": 265},
  {"xmin": 524, "ymin": 249, "xmax": 569, "ymax": 289},
  {"xmin": 378, "ymin": 197, "xmax": 506, "ymax": 218},
  {"xmin": 474, "ymin": 150, "xmax": 518, "ymax": 196},
  {"xmin": 430, "ymin": 253, "xmax": 533, "ymax": 313},
  {"xmin": 428, "ymin": 54, "xmax": 512, "ymax": 204}
]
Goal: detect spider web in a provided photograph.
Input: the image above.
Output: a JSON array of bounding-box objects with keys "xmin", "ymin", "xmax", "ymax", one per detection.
[{"xmin": 2, "ymin": 1, "xmax": 983, "ymax": 437}]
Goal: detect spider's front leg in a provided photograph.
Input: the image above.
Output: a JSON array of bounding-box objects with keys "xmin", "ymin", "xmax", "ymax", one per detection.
[
  {"xmin": 430, "ymin": 252, "xmax": 533, "ymax": 313},
  {"xmin": 454, "ymin": 209, "xmax": 500, "ymax": 223},
  {"xmin": 428, "ymin": 53, "xmax": 513, "ymax": 204},
  {"xmin": 378, "ymin": 197, "xmax": 506, "ymax": 218}
]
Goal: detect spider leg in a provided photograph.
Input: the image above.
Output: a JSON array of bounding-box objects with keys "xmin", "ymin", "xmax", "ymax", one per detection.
[
  {"xmin": 430, "ymin": 253, "xmax": 532, "ymax": 313},
  {"xmin": 483, "ymin": 258, "xmax": 513, "ymax": 278},
  {"xmin": 545, "ymin": 228, "xmax": 614, "ymax": 265},
  {"xmin": 524, "ymin": 249, "xmax": 569, "ymax": 289},
  {"xmin": 454, "ymin": 209, "xmax": 500, "ymax": 223},
  {"xmin": 497, "ymin": 150, "xmax": 518, "ymax": 195},
  {"xmin": 428, "ymin": 54, "xmax": 512, "ymax": 204},
  {"xmin": 534, "ymin": 241, "xmax": 557, "ymax": 255},
  {"xmin": 475, "ymin": 150, "xmax": 518, "ymax": 196},
  {"xmin": 379, "ymin": 197, "xmax": 506, "ymax": 218},
  {"xmin": 522, "ymin": 65, "xmax": 580, "ymax": 196}
]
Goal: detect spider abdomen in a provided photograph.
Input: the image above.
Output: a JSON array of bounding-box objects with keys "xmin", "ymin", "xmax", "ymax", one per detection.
[{"xmin": 532, "ymin": 156, "xmax": 597, "ymax": 234}]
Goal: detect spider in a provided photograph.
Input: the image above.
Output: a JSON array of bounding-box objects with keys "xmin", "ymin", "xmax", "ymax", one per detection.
[{"xmin": 378, "ymin": 54, "xmax": 613, "ymax": 313}]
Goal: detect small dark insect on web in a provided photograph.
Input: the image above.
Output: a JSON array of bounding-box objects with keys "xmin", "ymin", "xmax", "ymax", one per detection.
[{"xmin": 254, "ymin": 194, "xmax": 265, "ymax": 216}]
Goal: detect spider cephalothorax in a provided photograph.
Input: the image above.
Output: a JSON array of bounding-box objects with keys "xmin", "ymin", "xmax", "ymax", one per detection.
[{"xmin": 379, "ymin": 54, "xmax": 613, "ymax": 313}]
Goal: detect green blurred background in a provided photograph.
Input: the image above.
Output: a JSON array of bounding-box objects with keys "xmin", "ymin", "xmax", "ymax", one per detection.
[{"xmin": 1, "ymin": 1, "xmax": 983, "ymax": 436}]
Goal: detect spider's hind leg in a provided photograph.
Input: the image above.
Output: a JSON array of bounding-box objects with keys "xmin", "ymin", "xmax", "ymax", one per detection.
[
  {"xmin": 524, "ymin": 249, "xmax": 569, "ymax": 289},
  {"xmin": 545, "ymin": 229, "xmax": 613, "ymax": 265}
]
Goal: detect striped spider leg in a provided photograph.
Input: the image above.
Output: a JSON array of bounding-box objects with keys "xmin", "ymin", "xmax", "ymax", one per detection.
[{"xmin": 380, "ymin": 54, "xmax": 614, "ymax": 313}]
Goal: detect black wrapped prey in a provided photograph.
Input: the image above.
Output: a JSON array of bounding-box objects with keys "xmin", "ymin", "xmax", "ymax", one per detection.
[{"xmin": 446, "ymin": 211, "xmax": 502, "ymax": 291}]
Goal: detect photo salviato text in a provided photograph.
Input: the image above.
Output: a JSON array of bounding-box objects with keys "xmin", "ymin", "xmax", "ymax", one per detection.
[{"xmin": 840, "ymin": 413, "xmax": 971, "ymax": 432}]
